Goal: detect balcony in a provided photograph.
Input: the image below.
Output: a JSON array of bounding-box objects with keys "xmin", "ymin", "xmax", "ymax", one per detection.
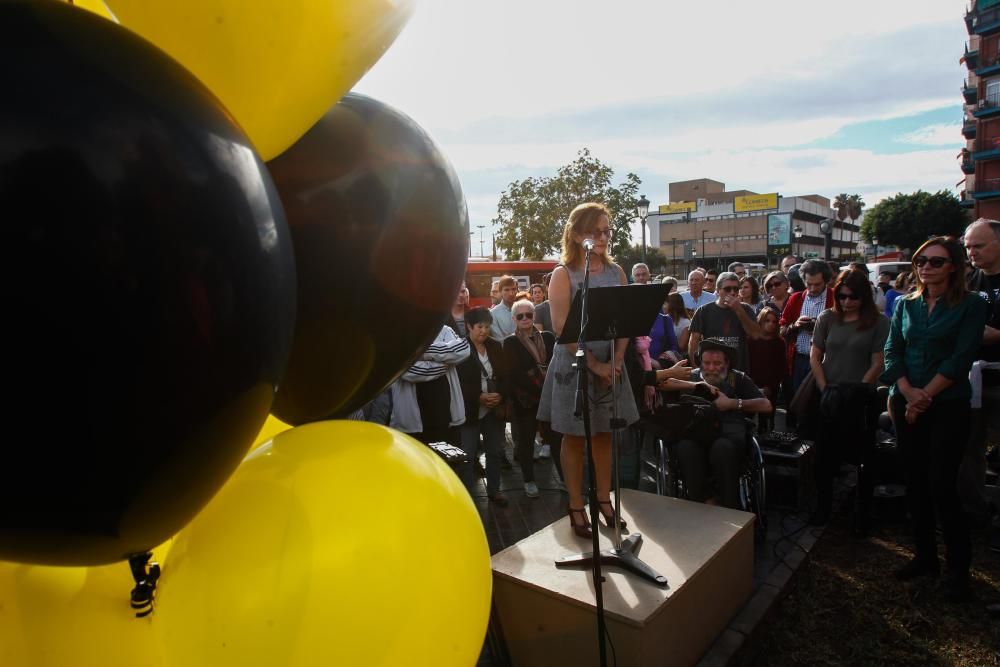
[
  {"xmin": 964, "ymin": 80, "xmax": 978, "ymax": 103},
  {"xmin": 973, "ymin": 96, "xmax": 1000, "ymax": 118},
  {"xmin": 973, "ymin": 177, "xmax": 1000, "ymax": 199},
  {"xmin": 963, "ymin": 155, "xmax": 977, "ymax": 173},
  {"xmin": 971, "ymin": 4, "xmax": 1000, "ymax": 36},
  {"xmin": 961, "ymin": 189, "xmax": 976, "ymax": 208},
  {"xmin": 964, "ymin": 43, "xmax": 980, "ymax": 69},
  {"xmin": 976, "ymin": 54, "xmax": 1000, "ymax": 76},
  {"xmin": 974, "ymin": 134, "xmax": 1000, "ymax": 160},
  {"xmin": 964, "ymin": 117, "xmax": 978, "ymax": 138}
]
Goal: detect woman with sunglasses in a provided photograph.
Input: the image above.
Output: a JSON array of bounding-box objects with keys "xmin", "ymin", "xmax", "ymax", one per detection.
[
  {"xmin": 808, "ymin": 268, "xmax": 890, "ymax": 527},
  {"xmin": 882, "ymin": 237, "xmax": 987, "ymax": 601},
  {"xmin": 761, "ymin": 271, "xmax": 791, "ymax": 313},
  {"xmin": 503, "ymin": 298, "xmax": 560, "ymax": 498},
  {"xmin": 537, "ymin": 202, "xmax": 639, "ymax": 538}
]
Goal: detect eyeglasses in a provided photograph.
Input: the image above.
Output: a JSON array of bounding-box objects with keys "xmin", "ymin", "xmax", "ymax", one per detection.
[
  {"xmin": 719, "ymin": 285, "xmax": 739, "ymax": 293},
  {"xmin": 836, "ymin": 292, "xmax": 860, "ymax": 301},
  {"xmin": 515, "ymin": 312, "xmax": 534, "ymax": 320},
  {"xmin": 590, "ymin": 228, "xmax": 613, "ymax": 238},
  {"xmin": 913, "ymin": 256, "xmax": 951, "ymax": 268}
]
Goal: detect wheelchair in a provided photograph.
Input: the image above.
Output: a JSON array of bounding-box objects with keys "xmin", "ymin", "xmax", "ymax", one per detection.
[{"xmin": 644, "ymin": 415, "xmax": 768, "ymax": 540}]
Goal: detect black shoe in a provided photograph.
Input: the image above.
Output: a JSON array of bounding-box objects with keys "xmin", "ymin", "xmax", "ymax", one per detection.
[
  {"xmin": 941, "ymin": 572, "xmax": 972, "ymax": 603},
  {"xmin": 488, "ymin": 493, "xmax": 509, "ymax": 508},
  {"xmin": 893, "ymin": 557, "xmax": 940, "ymax": 581}
]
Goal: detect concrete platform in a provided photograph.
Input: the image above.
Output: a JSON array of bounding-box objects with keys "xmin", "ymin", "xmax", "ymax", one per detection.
[{"xmin": 491, "ymin": 489, "xmax": 755, "ymax": 667}]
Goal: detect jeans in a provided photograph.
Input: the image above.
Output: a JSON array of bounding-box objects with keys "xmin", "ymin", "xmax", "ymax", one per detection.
[{"xmin": 459, "ymin": 412, "xmax": 505, "ymax": 496}]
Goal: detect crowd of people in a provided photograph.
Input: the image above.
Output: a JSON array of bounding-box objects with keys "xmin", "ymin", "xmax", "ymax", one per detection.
[{"xmin": 362, "ymin": 209, "xmax": 999, "ymax": 605}]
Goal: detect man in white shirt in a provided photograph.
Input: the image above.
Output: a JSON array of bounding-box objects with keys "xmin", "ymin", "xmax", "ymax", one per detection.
[
  {"xmin": 681, "ymin": 269, "xmax": 715, "ymax": 314},
  {"xmin": 489, "ymin": 275, "xmax": 518, "ymax": 340}
]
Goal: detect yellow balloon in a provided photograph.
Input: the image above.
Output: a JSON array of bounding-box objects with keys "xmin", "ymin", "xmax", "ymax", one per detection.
[
  {"xmin": 157, "ymin": 422, "xmax": 491, "ymax": 666},
  {"xmin": 251, "ymin": 414, "xmax": 291, "ymax": 450},
  {"xmin": 104, "ymin": 0, "xmax": 415, "ymax": 160},
  {"xmin": 0, "ymin": 540, "xmax": 172, "ymax": 667},
  {"xmin": 62, "ymin": 0, "xmax": 118, "ymax": 21}
]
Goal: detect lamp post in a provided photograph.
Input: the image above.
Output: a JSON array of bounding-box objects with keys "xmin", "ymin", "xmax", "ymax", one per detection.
[
  {"xmin": 819, "ymin": 219, "xmax": 834, "ymax": 260},
  {"xmin": 476, "ymin": 224, "xmax": 485, "ymax": 258},
  {"xmin": 671, "ymin": 237, "xmax": 677, "ymax": 276},
  {"xmin": 793, "ymin": 224, "xmax": 803, "ymax": 258},
  {"xmin": 701, "ymin": 229, "xmax": 707, "ymax": 264},
  {"xmin": 872, "ymin": 236, "xmax": 879, "ymax": 262},
  {"xmin": 691, "ymin": 246, "xmax": 698, "ymax": 274},
  {"xmin": 636, "ymin": 194, "xmax": 650, "ymax": 265}
]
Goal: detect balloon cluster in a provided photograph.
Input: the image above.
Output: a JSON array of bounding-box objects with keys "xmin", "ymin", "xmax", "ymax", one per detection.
[{"xmin": 0, "ymin": 2, "xmax": 485, "ymax": 665}]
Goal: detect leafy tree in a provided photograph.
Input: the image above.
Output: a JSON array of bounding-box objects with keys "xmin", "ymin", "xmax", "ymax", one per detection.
[
  {"xmin": 616, "ymin": 244, "xmax": 667, "ymax": 277},
  {"xmin": 492, "ymin": 148, "xmax": 639, "ymax": 260},
  {"xmin": 859, "ymin": 190, "xmax": 966, "ymax": 254}
]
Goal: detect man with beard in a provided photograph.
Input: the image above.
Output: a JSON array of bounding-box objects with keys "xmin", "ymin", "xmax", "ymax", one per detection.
[{"xmin": 673, "ymin": 339, "xmax": 771, "ymax": 509}]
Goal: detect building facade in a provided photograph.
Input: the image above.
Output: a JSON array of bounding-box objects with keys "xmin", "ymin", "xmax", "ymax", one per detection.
[
  {"xmin": 962, "ymin": 1, "xmax": 1000, "ymax": 219},
  {"xmin": 647, "ymin": 178, "xmax": 858, "ymax": 277}
]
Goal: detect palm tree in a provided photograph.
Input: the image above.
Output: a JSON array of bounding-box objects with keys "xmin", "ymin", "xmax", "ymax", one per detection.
[
  {"xmin": 847, "ymin": 194, "xmax": 865, "ymax": 257},
  {"xmin": 833, "ymin": 193, "xmax": 850, "ymax": 251}
]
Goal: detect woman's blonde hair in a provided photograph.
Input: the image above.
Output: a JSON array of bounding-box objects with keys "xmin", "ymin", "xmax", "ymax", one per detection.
[{"xmin": 560, "ymin": 202, "xmax": 614, "ymax": 268}]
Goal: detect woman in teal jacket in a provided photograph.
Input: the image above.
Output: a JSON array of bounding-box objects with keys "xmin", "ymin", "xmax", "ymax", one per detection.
[{"xmin": 881, "ymin": 237, "xmax": 987, "ymax": 602}]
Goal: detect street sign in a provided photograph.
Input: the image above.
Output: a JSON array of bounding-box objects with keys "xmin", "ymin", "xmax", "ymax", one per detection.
[{"xmin": 805, "ymin": 251, "xmax": 819, "ymax": 258}]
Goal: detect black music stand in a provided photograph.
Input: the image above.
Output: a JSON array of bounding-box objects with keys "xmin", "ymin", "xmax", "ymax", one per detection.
[{"xmin": 556, "ymin": 283, "xmax": 670, "ymax": 587}]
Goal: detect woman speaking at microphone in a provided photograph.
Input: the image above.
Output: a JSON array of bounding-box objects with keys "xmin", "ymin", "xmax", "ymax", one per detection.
[{"xmin": 537, "ymin": 202, "xmax": 639, "ymax": 538}]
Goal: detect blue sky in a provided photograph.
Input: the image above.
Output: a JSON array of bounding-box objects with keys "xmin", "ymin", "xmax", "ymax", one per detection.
[{"xmin": 356, "ymin": 0, "xmax": 969, "ymax": 247}]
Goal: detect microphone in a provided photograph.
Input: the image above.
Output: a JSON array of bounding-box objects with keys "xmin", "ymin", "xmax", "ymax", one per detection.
[{"xmin": 582, "ymin": 238, "xmax": 595, "ymax": 252}]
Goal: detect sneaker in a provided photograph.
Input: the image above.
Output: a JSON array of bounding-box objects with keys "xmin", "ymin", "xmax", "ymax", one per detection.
[
  {"xmin": 524, "ymin": 481, "xmax": 540, "ymax": 498},
  {"xmin": 539, "ymin": 444, "xmax": 551, "ymax": 458},
  {"xmin": 893, "ymin": 557, "xmax": 940, "ymax": 581}
]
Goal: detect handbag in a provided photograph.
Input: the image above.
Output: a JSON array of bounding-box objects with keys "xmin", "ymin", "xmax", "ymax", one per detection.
[
  {"xmin": 652, "ymin": 394, "xmax": 721, "ymax": 441},
  {"xmin": 485, "ymin": 377, "xmax": 511, "ymax": 420},
  {"xmin": 788, "ymin": 370, "xmax": 816, "ymax": 420}
]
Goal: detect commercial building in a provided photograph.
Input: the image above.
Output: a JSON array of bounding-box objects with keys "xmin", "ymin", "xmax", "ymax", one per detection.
[
  {"xmin": 646, "ymin": 178, "xmax": 858, "ymax": 276},
  {"xmin": 960, "ymin": 1, "xmax": 1000, "ymax": 219}
]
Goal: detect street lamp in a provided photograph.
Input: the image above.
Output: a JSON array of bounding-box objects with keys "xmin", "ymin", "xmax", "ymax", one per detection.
[
  {"xmin": 872, "ymin": 236, "xmax": 879, "ymax": 262},
  {"xmin": 701, "ymin": 229, "xmax": 707, "ymax": 263},
  {"xmin": 636, "ymin": 194, "xmax": 650, "ymax": 264},
  {"xmin": 819, "ymin": 219, "xmax": 834, "ymax": 260},
  {"xmin": 793, "ymin": 224, "xmax": 803, "ymax": 258},
  {"xmin": 476, "ymin": 224, "xmax": 485, "ymax": 257},
  {"xmin": 691, "ymin": 245, "xmax": 698, "ymax": 272},
  {"xmin": 671, "ymin": 237, "xmax": 677, "ymax": 276}
]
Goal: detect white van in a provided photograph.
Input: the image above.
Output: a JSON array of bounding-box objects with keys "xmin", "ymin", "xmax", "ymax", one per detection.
[{"xmin": 867, "ymin": 261, "xmax": 911, "ymax": 286}]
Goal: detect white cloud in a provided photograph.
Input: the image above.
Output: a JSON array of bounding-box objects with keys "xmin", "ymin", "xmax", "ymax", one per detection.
[{"xmin": 895, "ymin": 123, "xmax": 963, "ymax": 146}]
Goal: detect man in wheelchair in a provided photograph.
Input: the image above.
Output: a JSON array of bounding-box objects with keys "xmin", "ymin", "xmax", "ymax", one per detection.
[{"xmin": 672, "ymin": 338, "xmax": 772, "ymax": 509}]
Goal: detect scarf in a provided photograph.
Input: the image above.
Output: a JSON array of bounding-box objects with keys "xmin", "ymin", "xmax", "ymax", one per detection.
[{"xmin": 516, "ymin": 328, "xmax": 547, "ymax": 372}]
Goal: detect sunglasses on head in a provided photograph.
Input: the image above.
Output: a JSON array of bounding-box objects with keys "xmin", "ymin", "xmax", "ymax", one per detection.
[
  {"xmin": 515, "ymin": 312, "xmax": 534, "ymax": 320},
  {"xmin": 913, "ymin": 256, "xmax": 951, "ymax": 268},
  {"xmin": 836, "ymin": 292, "xmax": 860, "ymax": 301}
]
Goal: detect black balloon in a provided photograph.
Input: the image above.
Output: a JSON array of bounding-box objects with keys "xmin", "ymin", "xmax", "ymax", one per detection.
[
  {"xmin": 0, "ymin": 2, "xmax": 296, "ymax": 565},
  {"xmin": 268, "ymin": 93, "xmax": 469, "ymax": 424}
]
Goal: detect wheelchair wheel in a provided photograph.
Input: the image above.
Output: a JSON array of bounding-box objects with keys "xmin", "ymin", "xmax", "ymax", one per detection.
[{"xmin": 743, "ymin": 436, "xmax": 768, "ymax": 540}]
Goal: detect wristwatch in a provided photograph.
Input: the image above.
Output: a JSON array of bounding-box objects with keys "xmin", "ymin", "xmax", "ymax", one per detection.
[{"xmin": 737, "ymin": 398, "xmax": 744, "ymax": 411}]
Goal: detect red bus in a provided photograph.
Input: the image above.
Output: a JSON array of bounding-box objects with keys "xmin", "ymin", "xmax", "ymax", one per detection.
[{"xmin": 465, "ymin": 259, "xmax": 558, "ymax": 308}]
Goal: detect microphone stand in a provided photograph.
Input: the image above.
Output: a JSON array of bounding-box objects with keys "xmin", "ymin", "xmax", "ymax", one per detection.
[{"xmin": 570, "ymin": 242, "xmax": 608, "ymax": 667}]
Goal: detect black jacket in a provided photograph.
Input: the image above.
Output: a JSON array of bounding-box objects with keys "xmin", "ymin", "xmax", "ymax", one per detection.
[
  {"xmin": 502, "ymin": 331, "xmax": 555, "ymax": 409},
  {"xmin": 457, "ymin": 337, "xmax": 507, "ymax": 424}
]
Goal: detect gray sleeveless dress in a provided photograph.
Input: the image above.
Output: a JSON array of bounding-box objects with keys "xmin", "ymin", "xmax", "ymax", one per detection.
[{"xmin": 536, "ymin": 262, "xmax": 640, "ymax": 435}]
